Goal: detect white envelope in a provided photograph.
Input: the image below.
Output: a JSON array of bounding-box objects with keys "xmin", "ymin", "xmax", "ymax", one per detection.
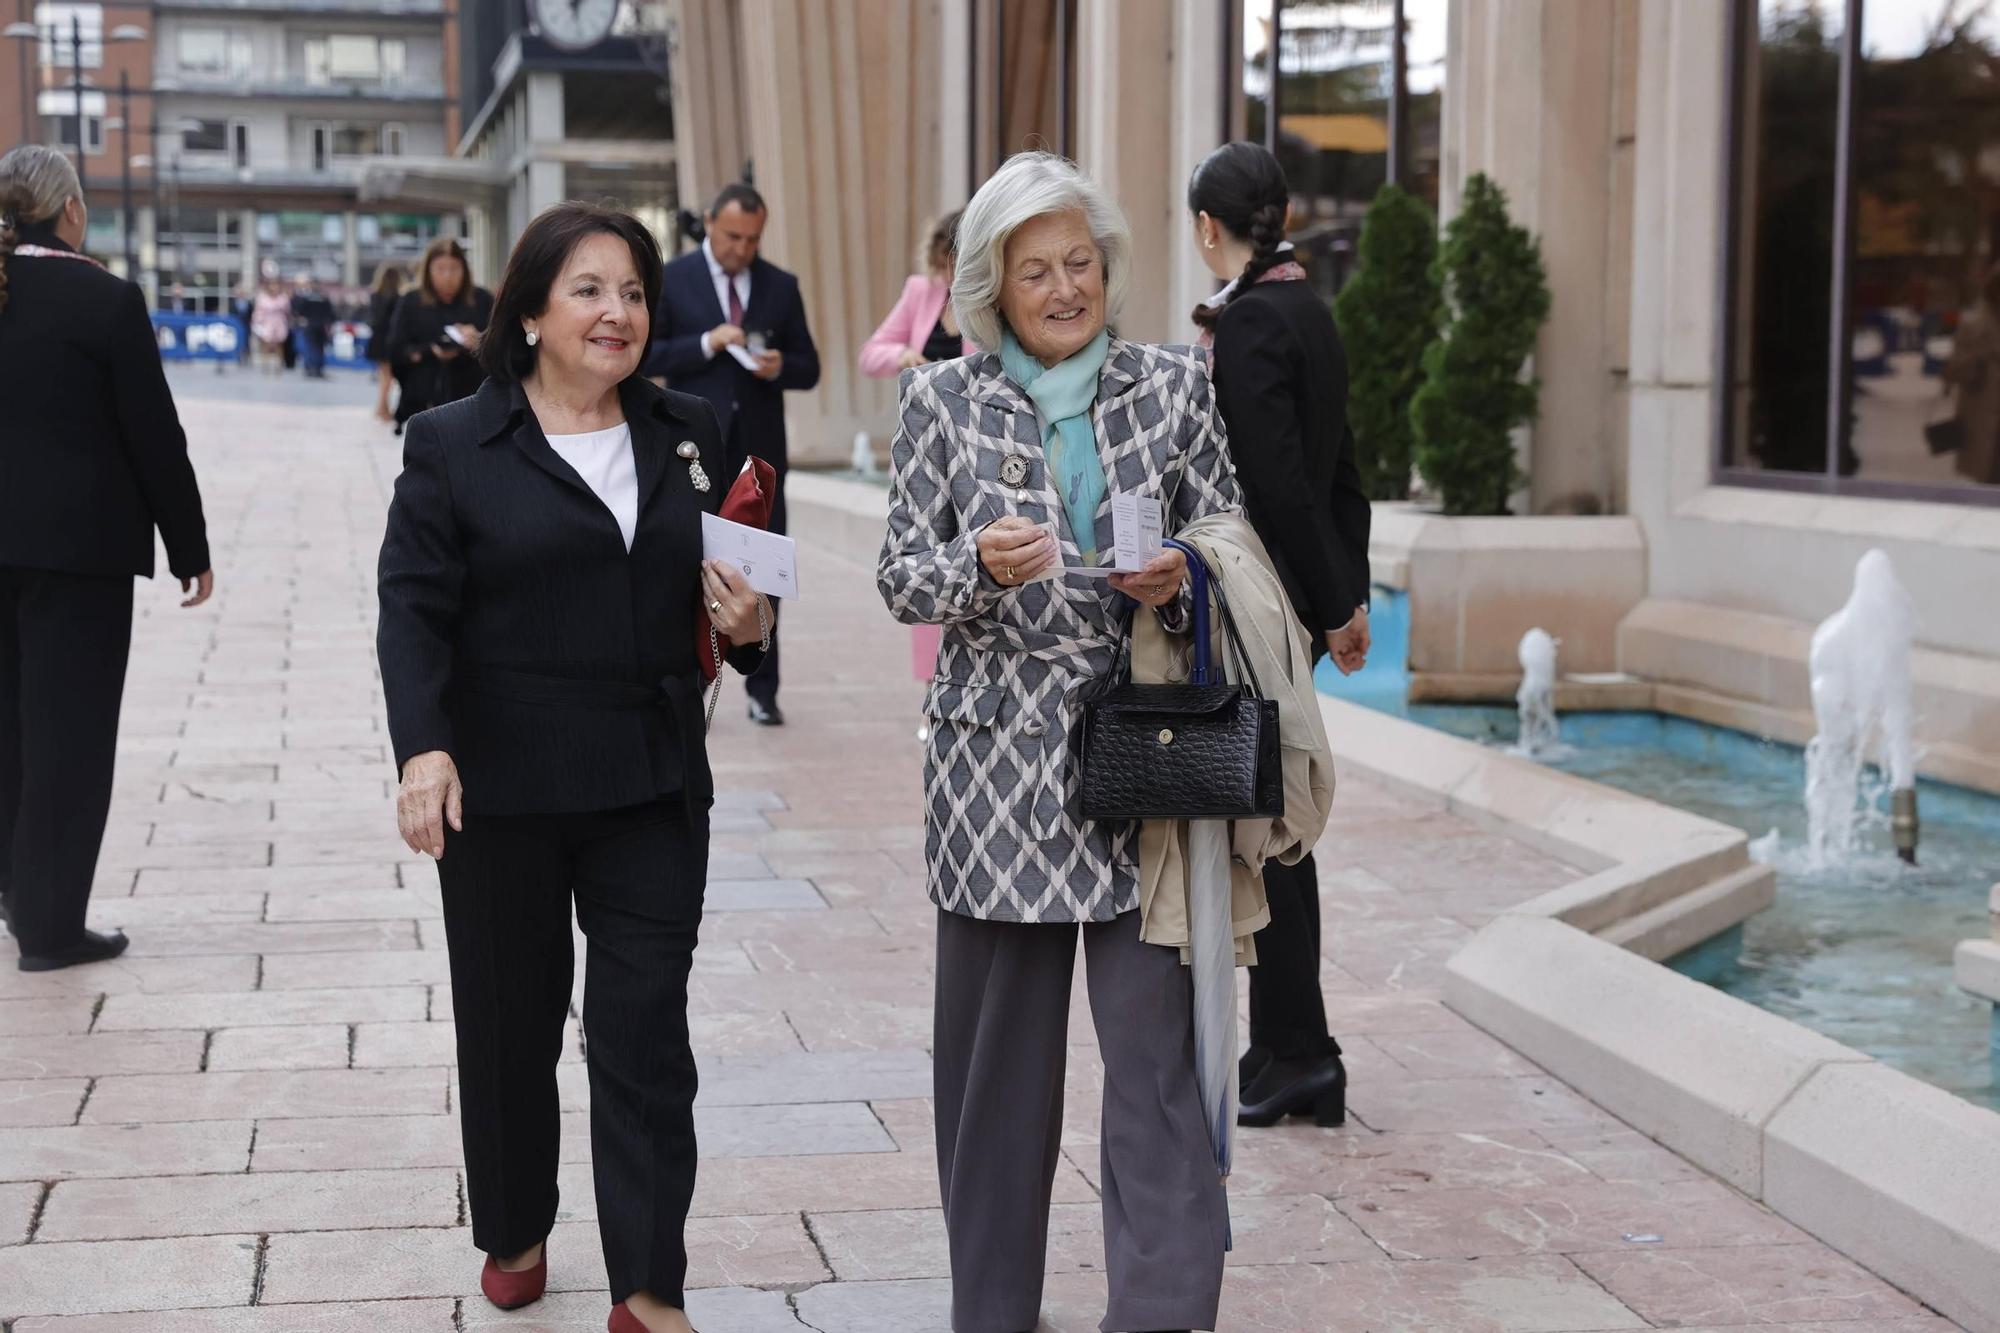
[
  {"xmin": 701, "ymin": 512, "xmax": 800, "ymax": 599},
  {"xmin": 725, "ymin": 343, "xmax": 761, "ymax": 372}
]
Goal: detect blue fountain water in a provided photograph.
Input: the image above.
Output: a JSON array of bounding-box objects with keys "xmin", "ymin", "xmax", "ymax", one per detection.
[{"xmin": 1319, "ymin": 589, "xmax": 2000, "ymax": 1113}]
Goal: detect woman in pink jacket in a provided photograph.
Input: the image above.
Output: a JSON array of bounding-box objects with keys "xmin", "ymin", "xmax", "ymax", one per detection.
[{"xmin": 859, "ymin": 210, "xmax": 972, "ymax": 377}]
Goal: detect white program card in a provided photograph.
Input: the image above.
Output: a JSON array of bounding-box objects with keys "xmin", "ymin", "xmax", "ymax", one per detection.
[
  {"xmin": 1110, "ymin": 493, "xmax": 1164, "ymax": 572},
  {"xmin": 1020, "ymin": 522, "xmax": 1064, "ymax": 583},
  {"xmin": 701, "ymin": 512, "xmax": 800, "ymax": 599},
  {"xmin": 725, "ymin": 343, "xmax": 761, "ymax": 372}
]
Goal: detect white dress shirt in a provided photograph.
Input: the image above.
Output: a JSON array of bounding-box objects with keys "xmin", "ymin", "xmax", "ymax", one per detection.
[
  {"xmin": 698, "ymin": 238, "xmax": 752, "ymax": 360},
  {"xmin": 545, "ymin": 422, "xmax": 638, "ymax": 552}
]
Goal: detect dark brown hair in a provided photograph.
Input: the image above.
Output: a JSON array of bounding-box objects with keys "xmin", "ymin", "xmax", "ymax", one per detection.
[
  {"xmin": 1187, "ymin": 141, "xmax": 1292, "ymax": 335},
  {"xmin": 923, "ymin": 208, "xmax": 963, "ymax": 277},
  {"xmin": 480, "ymin": 201, "xmax": 663, "ymax": 384},
  {"xmin": 416, "ymin": 236, "xmax": 473, "ymax": 305},
  {"xmin": 371, "ymin": 261, "xmax": 406, "ymax": 297}
]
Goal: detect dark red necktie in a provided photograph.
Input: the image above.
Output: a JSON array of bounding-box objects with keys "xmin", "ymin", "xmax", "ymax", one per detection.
[{"xmin": 727, "ymin": 279, "xmax": 744, "ymax": 327}]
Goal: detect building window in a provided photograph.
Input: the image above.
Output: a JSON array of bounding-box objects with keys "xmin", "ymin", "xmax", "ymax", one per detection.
[
  {"xmin": 994, "ymin": 0, "xmax": 1075, "ymax": 163},
  {"xmin": 383, "ymin": 123, "xmax": 406, "ymax": 157},
  {"xmin": 33, "ymin": 4, "xmax": 103, "ymax": 70},
  {"xmin": 44, "ymin": 113, "xmax": 104, "ymax": 154},
  {"xmin": 331, "ymin": 124, "xmax": 381, "ymax": 157},
  {"xmin": 182, "ymin": 119, "xmax": 229, "ymax": 154},
  {"xmin": 304, "ymin": 34, "xmax": 408, "ymax": 86},
  {"xmin": 1241, "ymin": 0, "xmax": 1448, "ymax": 304},
  {"xmin": 310, "ymin": 125, "xmax": 329, "ymax": 172},
  {"xmin": 232, "ymin": 122, "xmax": 250, "ymax": 170},
  {"xmin": 178, "ymin": 27, "xmax": 253, "ymax": 77},
  {"xmin": 1724, "ymin": 0, "xmax": 2000, "ymax": 500}
]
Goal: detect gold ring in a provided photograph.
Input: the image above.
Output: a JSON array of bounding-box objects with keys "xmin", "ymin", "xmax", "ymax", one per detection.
[
  {"xmin": 708, "ymin": 599, "xmax": 723, "ymax": 614},
  {"xmin": 1005, "ymin": 565, "xmax": 1016, "ymax": 581}
]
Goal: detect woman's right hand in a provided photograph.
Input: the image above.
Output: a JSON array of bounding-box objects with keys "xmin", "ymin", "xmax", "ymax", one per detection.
[
  {"xmin": 897, "ymin": 348, "xmax": 926, "ymax": 371},
  {"xmin": 977, "ymin": 516, "xmax": 1058, "ymax": 586},
  {"xmin": 398, "ymin": 750, "xmax": 464, "ymax": 859}
]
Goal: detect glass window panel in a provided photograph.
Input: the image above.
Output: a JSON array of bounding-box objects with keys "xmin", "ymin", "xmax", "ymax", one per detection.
[
  {"xmin": 327, "ymin": 34, "xmax": 380, "ymax": 80},
  {"xmin": 997, "ymin": 0, "xmax": 1072, "ymax": 160},
  {"xmin": 183, "ymin": 119, "xmax": 229, "ymax": 153},
  {"xmin": 332, "ymin": 124, "xmax": 380, "ymax": 157},
  {"xmin": 1276, "ymin": 1, "xmax": 1395, "ymax": 303},
  {"xmin": 35, "ymin": 4, "xmax": 103, "ymax": 70},
  {"xmin": 1845, "ymin": 0, "xmax": 2000, "ymax": 490},
  {"xmin": 1403, "ymin": 0, "xmax": 1447, "ymax": 212},
  {"xmin": 1726, "ymin": 0, "xmax": 1846, "ymax": 477},
  {"xmin": 178, "ymin": 29, "xmax": 227, "ymax": 73},
  {"xmin": 381, "ymin": 38, "xmax": 406, "ymax": 82},
  {"xmin": 303, "ymin": 37, "xmax": 330, "ymax": 86},
  {"xmin": 1243, "ymin": 0, "xmax": 1274, "ymax": 144}
]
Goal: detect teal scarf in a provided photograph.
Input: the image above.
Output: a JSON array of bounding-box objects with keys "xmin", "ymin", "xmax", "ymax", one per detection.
[{"xmin": 1000, "ymin": 327, "xmax": 1111, "ymax": 561}]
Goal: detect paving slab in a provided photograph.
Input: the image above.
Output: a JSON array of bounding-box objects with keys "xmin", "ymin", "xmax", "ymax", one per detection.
[
  {"xmin": 0, "ymin": 1234, "xmax": 259, "ymax": 1320},
  {"xmin": 0, "ymin": 1121, "xmax": 254, "ymax": 1182},
  {"xmin": 14, "ymin": 1302, "xmax": 457, "ymax": 1332},
  {"xmin": 36, "ymin": 1167, "xmax": 462, "ymax": 1240}
]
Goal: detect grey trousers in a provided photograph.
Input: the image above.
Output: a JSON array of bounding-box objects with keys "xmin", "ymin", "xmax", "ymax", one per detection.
[{"xmin": 933, "ymin": 907, "xmax": 1227, "ymax": 1333}]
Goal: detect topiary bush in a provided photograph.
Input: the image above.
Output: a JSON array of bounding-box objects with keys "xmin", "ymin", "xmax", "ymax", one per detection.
[
  {"xmin": 1410, "ymin": 172, "xmax": 1551, "ymax": 516},
  {"xmin": 1333, "ymin": 183, "xmax": 1442, "ymax": 501}
]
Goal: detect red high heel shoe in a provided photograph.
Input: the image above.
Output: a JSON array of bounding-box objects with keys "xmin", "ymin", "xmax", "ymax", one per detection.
[
  {"xmin": 608, "ymin": 1302, "xmax": 698, "ymax": 1332},
  {"xmin": 479, "ymin": 1243, "xmax": 547, "ymax": 1310}
]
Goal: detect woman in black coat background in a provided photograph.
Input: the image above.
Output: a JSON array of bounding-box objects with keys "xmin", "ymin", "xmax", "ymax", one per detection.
[
  {"xmin": 366, "ymin": 261, "xmax": 406, "ymax": 422},
  {"xmin": 387, "ymin": 235, "xmax": 493, "ymax": 427},
  {"xmin": 1188, "ymin": 141, "xmax": 1373, "ymax": 1128},
  {"xmin": 0, "ymin": 145, "xmax": 213, "ymax": 973},
  {"xmin": 378, "ymin": 201, "xmax": 768, "ymax": 1333}
]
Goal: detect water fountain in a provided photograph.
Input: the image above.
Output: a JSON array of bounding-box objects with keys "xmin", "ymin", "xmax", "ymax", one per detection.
[
  {"xmin": 1513, "ymin": 628, "xmax": 1561, "ymax": 757},
  {"xmin": 1804, "ymin": 549, "xmax": 1920, "ymax": 865}
]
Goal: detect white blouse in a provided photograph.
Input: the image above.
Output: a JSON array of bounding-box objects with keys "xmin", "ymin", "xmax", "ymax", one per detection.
[{"xmin": 545, "ymin": 422, "xmax": 638, "ymax": 552}]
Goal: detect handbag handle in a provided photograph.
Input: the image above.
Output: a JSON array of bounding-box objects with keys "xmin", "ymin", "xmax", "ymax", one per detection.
[{"xmin": 1164, "ymin": 537, "xmax": 1266, "ymax": 699}]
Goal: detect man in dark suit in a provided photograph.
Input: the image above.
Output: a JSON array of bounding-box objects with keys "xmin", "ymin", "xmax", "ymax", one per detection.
[{"xmin": 644, "ymin": 183, "xmax": 820, "ymax": 725}]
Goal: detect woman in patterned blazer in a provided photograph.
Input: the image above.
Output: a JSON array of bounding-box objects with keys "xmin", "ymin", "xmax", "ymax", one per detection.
[{"xmin": 877, "ymin": 152, "xmax": 1244, "ymax": 1333}]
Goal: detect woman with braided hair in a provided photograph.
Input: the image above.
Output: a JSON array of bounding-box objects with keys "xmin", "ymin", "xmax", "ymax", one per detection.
[
  {"xmin": 0, "ymin": 144, "xmax": 213, "ymax": 972},
  {"xmin": 1188, "ymin": 140, "xmax": 1373, "ymax": 1127}
]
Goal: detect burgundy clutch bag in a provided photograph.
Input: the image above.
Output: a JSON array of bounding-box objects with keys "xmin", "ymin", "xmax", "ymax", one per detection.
[{"xmin": 698, "ymin": 456, "xmax": 778, "ymax": 683}]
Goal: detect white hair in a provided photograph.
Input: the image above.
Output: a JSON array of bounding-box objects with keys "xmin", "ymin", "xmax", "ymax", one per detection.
[{"xmin": 951, "ymin": 152, "xmax": 1132, "ymax": 354}]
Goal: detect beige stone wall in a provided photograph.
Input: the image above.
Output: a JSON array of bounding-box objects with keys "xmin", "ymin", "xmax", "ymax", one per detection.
[{"xmin": 1442, "ymin": 0, "xmax": 1638, "ymax": 517}]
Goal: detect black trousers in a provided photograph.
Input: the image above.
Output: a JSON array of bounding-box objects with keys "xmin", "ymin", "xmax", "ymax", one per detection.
[
  {"xmin": 1247, "ymin": 852, "xmax": 1339, "ymax": 1062},
  {"xmin": 436, "ymin": 798, "xmax": 707, "ymax": 1308},
  {"xmin": 0, "ymin": 569, "xmax": 134, "ymax": 958}
]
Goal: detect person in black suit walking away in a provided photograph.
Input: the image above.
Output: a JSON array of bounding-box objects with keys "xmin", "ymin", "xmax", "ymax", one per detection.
[
  {"xmin": 1188, "ymin": 141, "xmax": 1373, "ymax": 1127},
  {"xmin": 388, "ymin": 235, "xmax": 493, "ymax": 429},
  {"xmin": 643, "ymin": 183, "xmax": 820, "ymax": 726},
  {"xmin": 0, "ymin": 145, "xmax": 214, "ymax": 972},
  {"xmin": 366, "ymin": 262, "xmax": 407, "ymax": 422},
  {"xmin": 378, "ymin": 201, "xmax": 770, "ymax": 1333}
]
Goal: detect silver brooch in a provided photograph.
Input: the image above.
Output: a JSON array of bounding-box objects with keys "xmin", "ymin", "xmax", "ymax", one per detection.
[
  {"xmin": 677, "ymin": 440, "xmax": 711, "ymax": 492},
  {"xmin": 999, "ymin": 455, "xmax": 1030, "ymax": 487}
]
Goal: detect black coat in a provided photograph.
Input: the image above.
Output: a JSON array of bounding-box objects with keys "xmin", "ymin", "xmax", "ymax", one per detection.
[
  {"xmin": 0, "ymin": 226, "xmax": 209, "ymax": 580},
  {"xmin": 377, "ymin": 375, "xmax": 761, "ymax": 817},
  {"xmin": 642, "ymin": 250, "xmax": 820, "ymax": 491},
  {"xmin": 1209, "ymin": 279, "xmax": 1372, "ymax": 635},
  {"xmin": 387, "ymin": 287, "xmax": 493, "ymax": 422}
]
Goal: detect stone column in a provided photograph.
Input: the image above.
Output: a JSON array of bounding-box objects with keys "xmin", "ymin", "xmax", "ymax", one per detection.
[
  {"xmin": 239, "ymin": 207, "xmax": 260, "ymax": 290},
  {"xmin": 342, "ymin": 209, "xmax": 361, "ymax": 287},
  {"xmin": 667, "ymin": 0, "xmax": 746, "ymax": 229},
  {"xmin": 1441, "ymin": 0, "xmax": 1640, "ymax": 516}
]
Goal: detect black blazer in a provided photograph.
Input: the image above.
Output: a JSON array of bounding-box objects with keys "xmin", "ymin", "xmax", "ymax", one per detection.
[
  {"xmin": 1209, "ymin": 279, "xmax": 1372, "ymax": 635},
  {"xmin": 642, "ymin": 249, "xmax": 821, "ymax": 481},
  {"xmin": 376, "ymin": 375, "xmax": 761, "ymax": 817},
  {"xmin": 0, "ymin": 227, "xmax": 209, "ymax": 580},
  {"xmin": 387, "ymin": 287, "xmax": 494, "ymax": 422}
]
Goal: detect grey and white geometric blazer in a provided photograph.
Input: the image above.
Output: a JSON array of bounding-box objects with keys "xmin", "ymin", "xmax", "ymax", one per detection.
[{"xmin": 877, "ymin": 337, "xmax": 1244, "ymax": 924}]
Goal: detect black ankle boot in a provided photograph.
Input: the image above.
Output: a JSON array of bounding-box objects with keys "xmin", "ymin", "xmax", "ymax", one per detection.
[{"xmin": 1238, "ymin": 1052, "xmax": 1346, "ymax": 1127}]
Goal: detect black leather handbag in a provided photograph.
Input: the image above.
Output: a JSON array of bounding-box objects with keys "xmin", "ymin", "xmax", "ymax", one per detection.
[{"xmin": 1076, "ymin": 539, "xmax": 1284, "ymax": 821}]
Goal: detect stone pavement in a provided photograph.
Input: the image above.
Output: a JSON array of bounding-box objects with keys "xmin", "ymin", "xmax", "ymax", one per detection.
[{"xmin": 0, "ymin": 372, "xmax": 1962, "ymax": 1331}]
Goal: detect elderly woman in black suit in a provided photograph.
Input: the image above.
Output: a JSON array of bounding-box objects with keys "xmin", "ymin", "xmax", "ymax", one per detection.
[
  {"xmin": 1188, "ymin": 142, "xmax": 1372, "ymax": 1130},
  {"xmin": 378, "ymin": 202, "xmax": 768, "ymax": 1333},
  {"xmin": 0, "ymin": 144, "xmax": 212, "ymax": 972}
]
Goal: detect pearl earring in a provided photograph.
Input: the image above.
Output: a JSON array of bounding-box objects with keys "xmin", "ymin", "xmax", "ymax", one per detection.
[{"xmin": 525, "ymin": 330, "xmax": 539, "ymax": 346}]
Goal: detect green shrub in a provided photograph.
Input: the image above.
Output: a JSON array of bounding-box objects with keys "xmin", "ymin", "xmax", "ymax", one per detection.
[
  {"xmin": 1333, "ymin": 183, "xmax": 1442, "ymax": 501},
  {"xmin": 1410, "ymin": 172, "xmax": 1551, "ymax": 516}
]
